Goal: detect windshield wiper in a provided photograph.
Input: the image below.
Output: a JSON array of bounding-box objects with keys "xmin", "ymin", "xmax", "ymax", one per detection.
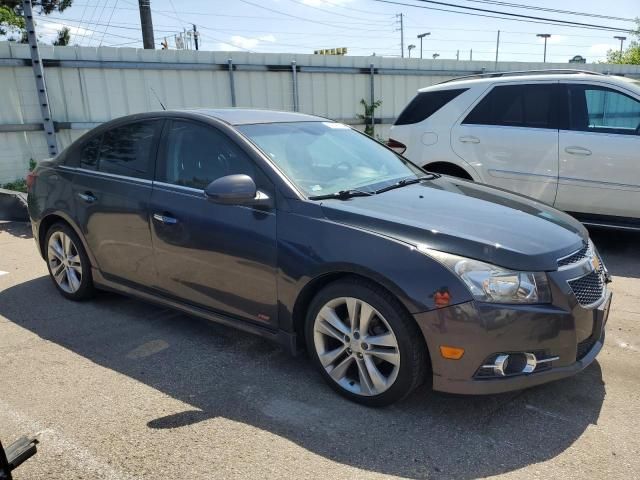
[
  {"xmin": 308, "ymin": 189, "xmax": 374, "ymax": 201},
  {"xmin": 373, "ymin": 175, "xmax": 436, "ymax": 195}
]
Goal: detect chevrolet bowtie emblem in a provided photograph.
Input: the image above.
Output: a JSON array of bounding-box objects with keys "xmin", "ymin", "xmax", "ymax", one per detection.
[{"xmin": 591, "ymin": 254, "xmax": 601, "ymax": 272}]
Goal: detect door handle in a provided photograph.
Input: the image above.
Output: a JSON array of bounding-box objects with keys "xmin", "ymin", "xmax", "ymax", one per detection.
[
  {"xmin": 459, "ymin": 135, "xmax": 480, "ymax": 144},
  {"xmin": 564, "ymin": 146, "xmax": 592, "ymax": 156},
  {"xmin": 153, "ymin": 213, "xmax": 178, "ymax": 225},
  {"xmin": 77, "ymin": 191, "xmax": 97, "ymax": 203}
]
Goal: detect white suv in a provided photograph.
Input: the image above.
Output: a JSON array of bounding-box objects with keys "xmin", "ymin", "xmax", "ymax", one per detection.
[{"xmin": 389, "ymin": 70, "xmax": 640, "ymax": 229}]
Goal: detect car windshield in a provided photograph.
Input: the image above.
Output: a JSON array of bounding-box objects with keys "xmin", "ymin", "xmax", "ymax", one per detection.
[{"xmin": 238, "ymin": 121, "xmax": 424, "ymax": 198}]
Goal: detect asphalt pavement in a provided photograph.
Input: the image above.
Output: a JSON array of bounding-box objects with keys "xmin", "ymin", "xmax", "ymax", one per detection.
[{"xmin": 1, "ymin": 221, "xmax": 639, "ymax": 479}]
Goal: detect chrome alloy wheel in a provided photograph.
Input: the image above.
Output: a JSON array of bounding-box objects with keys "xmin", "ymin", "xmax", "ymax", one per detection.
[
  {"xmin": 47, "ymin": 231, "xmax": 83, "ymax": 294},
  {"xmin": 313, "ymin": 297, "xmax": 401, "ymax": 396}
]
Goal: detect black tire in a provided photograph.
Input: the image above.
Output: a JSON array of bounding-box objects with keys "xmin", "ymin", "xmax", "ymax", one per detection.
[
  {"xmin": 305, "ymin": 277, "xmax": 428, "ymax": 407},
  {"xmin": 44, "ymin": 222, "xmax": 95, "ymax": 301}
]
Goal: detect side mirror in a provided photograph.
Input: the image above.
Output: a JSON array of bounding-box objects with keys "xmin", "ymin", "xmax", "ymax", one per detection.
[{"xmin": 204, "ymin": 174, "xmax": 271, "ymax": 207}]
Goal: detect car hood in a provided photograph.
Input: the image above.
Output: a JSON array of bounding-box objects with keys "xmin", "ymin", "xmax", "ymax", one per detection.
[{"xmin": 319, "ymin": 177, "xmax": 587, "ymax": 271}]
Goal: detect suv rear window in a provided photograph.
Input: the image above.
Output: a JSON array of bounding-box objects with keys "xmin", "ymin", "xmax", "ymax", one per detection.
[
  {"xmin": 395, "ymin": 89, "xmax": 468, "ymax": 125},
  {"xmin": 463, "ymin": 84, "xmax": 558, "ymax": 129}
]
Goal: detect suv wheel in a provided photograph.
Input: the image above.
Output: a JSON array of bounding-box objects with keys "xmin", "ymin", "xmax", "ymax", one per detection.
[
  {"xmin": 305, "ymin": 278, "xmax": 427, "ymax": 407},
  {"xmin": 45, "ymin": 223, "xmax": 95, "ymax": 300}
]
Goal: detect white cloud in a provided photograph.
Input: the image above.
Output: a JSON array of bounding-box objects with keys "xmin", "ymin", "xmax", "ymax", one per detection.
[
  {"xmin": 218, "ymin": 34, "xmax": 277, "ymax": 51},
  {"xmin": 35, "ymin": 21, "xmax": 92, "ymax": 44},
  {"xmin": 535, "ymin": 35, "xmax": 566, "ymax": 44},
  {"xmin": 589, "ymin": 43, "xmax": 616, "ymax": 56}
]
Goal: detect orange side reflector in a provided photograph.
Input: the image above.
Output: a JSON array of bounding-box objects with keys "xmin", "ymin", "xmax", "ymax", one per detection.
[{"xmin": 440, "ymin": 345, "xmax": 465, "ymax": 360}]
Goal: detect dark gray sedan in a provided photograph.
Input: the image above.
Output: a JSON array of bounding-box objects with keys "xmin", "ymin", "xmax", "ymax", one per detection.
[{"xmin": 27, "ymin": 109, "xmax": 611, "ymax": 406}]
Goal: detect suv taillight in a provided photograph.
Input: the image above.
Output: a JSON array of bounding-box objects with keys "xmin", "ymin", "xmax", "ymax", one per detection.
[
  {"xmin": 26, "ymin": 171, "xmax": 37, "ymax": 191},
  {"xmin": 386, "ymin": 138, "xmax": 407, "ymax": 155}
]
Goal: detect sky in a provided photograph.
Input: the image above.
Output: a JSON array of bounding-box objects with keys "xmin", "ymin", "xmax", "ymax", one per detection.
[{"xmin": 17, "ymin": 0, "xmax": 640, "ymax": 63}]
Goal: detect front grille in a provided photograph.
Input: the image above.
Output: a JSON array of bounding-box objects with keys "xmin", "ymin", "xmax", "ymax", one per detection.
[
  {"xmin": 568, "ymin": 270, "xmax": 605, "ymax": 307},
  {"xmin": 558, "ymin": 243, "xmax": 589, "ymax": 267}
]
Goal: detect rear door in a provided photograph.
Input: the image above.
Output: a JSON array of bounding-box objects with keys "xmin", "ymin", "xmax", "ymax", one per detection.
[
  {"xmin": 451, "ymin": 82, "xmax": 560, "ymax": 204},
  {"xmin": 555, "ymin": 83, "xmax": 640, "ymax": 219},
  {"xmin": 72, "ymin": 119, "xmax": 162, "ymax": 287},
  {"xmin": 149, "ymin": 119, "xmax": 279, "ymax": 326}
]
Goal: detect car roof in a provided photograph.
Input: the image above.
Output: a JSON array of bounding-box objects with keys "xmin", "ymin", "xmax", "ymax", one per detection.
[
  {"xmin": 185, "ymin": 108, "xmax": 326, "ymax": 125},
  {"xmin": 418, "ymin": 72, "xmax": 632, "ymax": 92}
]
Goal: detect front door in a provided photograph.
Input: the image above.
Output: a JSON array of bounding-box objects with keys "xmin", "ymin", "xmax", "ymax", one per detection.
[
  {"xmin": 72, "ymin": 120, "xmax": 161, "ymax": 287},
  {"xmin": 555, "ymin": 83, "xmax": 640, "ymax": 219},
  {"xmin": 149, "ymin": 119, "xmax": 279, "ymax": 327},
  {"xmin": 451, "ymin": 82, "xmax": 560, "ymax": 204}
]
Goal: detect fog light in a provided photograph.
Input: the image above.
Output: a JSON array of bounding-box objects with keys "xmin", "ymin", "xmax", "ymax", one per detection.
[
  {"xmin": 440, "ymin": 345, "xmax": 465, "ymax": 360},
  {"xmin": 480, "ymin": 352, "xmax": 539, "ymax": 376}
]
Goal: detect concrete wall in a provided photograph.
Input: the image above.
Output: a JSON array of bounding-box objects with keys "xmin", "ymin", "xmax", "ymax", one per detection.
[{"xmin": 1, "ymin": 42, "xmax": 640, "ymax": 183}]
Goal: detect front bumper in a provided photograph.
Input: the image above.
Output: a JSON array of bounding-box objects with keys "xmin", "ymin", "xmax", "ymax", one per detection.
[{"xmin": 415, "ymin": 290, "xmax": 611, "ymax": 395}]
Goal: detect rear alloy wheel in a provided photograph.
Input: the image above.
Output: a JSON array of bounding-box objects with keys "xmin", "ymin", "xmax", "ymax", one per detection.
[
  {"xmin": 306, "ymin": 279, "xmax": 427, "ymax": 406},
  {"xmin": 45, "ymin": 223, "xmax": 94, "ymax": 300}
]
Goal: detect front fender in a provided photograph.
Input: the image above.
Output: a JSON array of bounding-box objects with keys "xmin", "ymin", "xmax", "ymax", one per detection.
[{"xmin": 276, "ymin": 210, "xmax": 472, "ymax": 332}]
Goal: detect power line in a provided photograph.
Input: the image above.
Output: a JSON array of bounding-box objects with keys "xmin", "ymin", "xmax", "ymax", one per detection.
[
  {"xmin": 370, "ymin": 0, "xmax": 635, "ymax": 33},
  {"xmin": 282, "ymin": 0, "xmax": 393, "ymax": 23},
  {"xmin": 99, "ymin": 0, "xmax": 120, "ymax": 46},
  {"xmin": 235, "ymin": 0, "xmax": 395, "ymax": 29},
  {"xmin": 458, "ymin": 0, "xmax": 635, "ymax": 22},
  {"xmin": 36, "ymin": 15, "xmax": 180, "ymax": 34}
]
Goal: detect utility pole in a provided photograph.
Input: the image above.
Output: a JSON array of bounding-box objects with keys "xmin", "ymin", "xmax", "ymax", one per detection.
[
  {"xmin": 494, "ymin": 30, "xmax": 500, "ymax": 70},
  {"xmin": 396, "ymin": 13, "xmax": 404, "ymax": 58},
  {"xmin": 193, "ymin": 24, "xmax": 199, "ymax": 50},
  {"xmin": 537, "ymin": 33, "xmax": 551, "ymax": 62},
  {"xmin": 417, "ymin": 32, "xmax": 430, "ymax": 59},
  {"xmin": 470, "ymin": 49, "xmax": 473, "ymax": 61},
  {"xmin": 138, "ymin": 0, "xmax": 155, "ymax": 49},
  {"xmin": 456, "ymin": 50, "xmax": 459, "ymax": 61},
  {"xmin": 614, "ymin": 36, "xmax": 626, "ymax": 56}
]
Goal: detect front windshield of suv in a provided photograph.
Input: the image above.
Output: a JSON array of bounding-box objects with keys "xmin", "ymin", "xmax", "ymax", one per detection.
[{"xmin": 238, "ymin": 121, "xmax": 424, "ymax": 198}]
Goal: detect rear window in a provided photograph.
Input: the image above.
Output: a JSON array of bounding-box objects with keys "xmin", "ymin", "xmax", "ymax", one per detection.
[
  {"xmin": 98, "ymin": 121, "xmax": 160, "ymax": 179},
  {"xmin": 395, "ymin": 89, "xmax": 468, "ymax": 125},
  {"xmin": 463, "ymin": 84, "xmax": 559, "ymax": 129}
]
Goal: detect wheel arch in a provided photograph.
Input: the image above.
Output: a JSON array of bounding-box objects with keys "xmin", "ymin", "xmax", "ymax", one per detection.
[
  {"xmin": 37, "ymin": 211, "xmax": 97, "ymax": 268},
  {"xmin": 290, "ymin": 269, "xmax": 419, "ymax": 349},
  {"xmin": 423, "ymin": 161, "xmax": 475, "ymax": 180}
]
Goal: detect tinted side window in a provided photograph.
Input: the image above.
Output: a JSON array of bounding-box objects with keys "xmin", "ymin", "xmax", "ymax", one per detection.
[
  {"xmin": 463, "ymin": 84, "xmax": 557, "ymax": 129},
  {"xmin": 395, "ymin": 89, "xmax": 468, "ymax": 125},
  {"xmin": 568, "ymin": 85, "xmax": 640, "ymax": 135},
  {"xmin": 79, "ymin": 136, "xmax": 100, "ymax": 170},
  {"xmin": 160, "ymin": 120, "xmax": 272, "ymax": 192},
  {"xmin": 98, "ymin": 121, "xmax": 160, "ymax": 179}
]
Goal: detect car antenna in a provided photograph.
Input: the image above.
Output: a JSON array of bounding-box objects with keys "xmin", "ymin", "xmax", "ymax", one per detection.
[{"xmin": 150, "ymin": 87, "xmax": 167, "ymax": 110}]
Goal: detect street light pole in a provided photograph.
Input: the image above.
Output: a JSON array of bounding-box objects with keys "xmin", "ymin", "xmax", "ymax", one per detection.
[
  {"xmin": 537, "ymin": 33, "xmax": 551, "ymax": 62},
  {"xmin": 417, "ymin": 32, "xmax": 430, "ymax": 59},
  {"xmin": 614, "ymin": 36, "xmax": 627, "ymax": 57},
  {"xmin": 407, "ymin": 44, "xmax": 415, "ymax": 58}
]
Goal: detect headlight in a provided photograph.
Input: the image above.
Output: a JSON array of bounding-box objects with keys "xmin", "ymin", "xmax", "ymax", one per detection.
[{"xmin": 418, "ymin": 247, "xmax": 551, "ymax": 304}]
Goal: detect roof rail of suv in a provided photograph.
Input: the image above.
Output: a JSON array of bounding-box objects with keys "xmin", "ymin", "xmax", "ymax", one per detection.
[{"xmin": 437, "ymin": 69, "xmax": 605, "ymax": 84}]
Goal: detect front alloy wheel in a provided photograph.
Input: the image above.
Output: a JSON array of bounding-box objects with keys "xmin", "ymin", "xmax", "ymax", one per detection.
[
  {"xmin": 313, "ymin": 297, "xmax": 400, "ymax": 396},
  {"xmin": 306, "ymin": 279, "xmax": 427, "ymax": 406}
]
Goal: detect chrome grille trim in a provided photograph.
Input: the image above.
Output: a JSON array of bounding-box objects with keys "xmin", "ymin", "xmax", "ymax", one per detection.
[{"xmin": 558, "ymin": 242, "xmax": 590, "ymax": 269}]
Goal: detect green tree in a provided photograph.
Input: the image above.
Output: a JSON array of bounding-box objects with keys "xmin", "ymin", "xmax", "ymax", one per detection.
[
  {"xmin": 1, "ymin": 1, "xmax": 72, "ymax": 38},
  {"xmin": 52, "ymin": 25, "xmax": 69, "ymax": 45},
  {"xmin": 606, "ymin": 19, "xmax": 640, "ymax": 65}
]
